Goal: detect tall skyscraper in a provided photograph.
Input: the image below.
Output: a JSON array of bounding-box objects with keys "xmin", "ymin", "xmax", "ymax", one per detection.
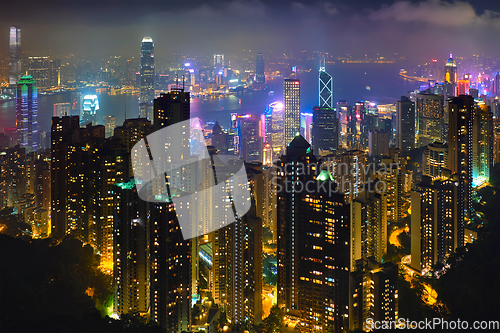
[
  {"xmin": 81, "ymin": 94, "xmax": 99, "ymax": 126},
  {"xmin": 150, "ymin": 88, "xmax": 193, "ymax": 332},
  {"xmin": 53, "ymin": 102, "xmax": 71, "ymax": 117},
  {"xmin": 444, "ymin": 55, "xmax": 457, "ymax": 98},
  {"xmin": 28, "ymin": 56, "xmax": 51, "ymax": 89},
  {"xmin": 284, "ymin": 79, "xmax": 300, "ymax": 146},
  {"xmin": 411, "ymin": 176, "xmax": 461, "ymax": 273},
  {"xmin": 319, "ymin": 58, "xmax": 333, "ymax": 108},
  {"xmin": 255, "ymin": 53, "xmax": 265, "ymax": 83},
  {"xmin": 238, "ymin": 114, "xmax": 262, "ymax": 162},
  {"xmin": 312, "ymin": 106, "xmax": 338, "ymax": 154},
  {"xmin": 395, "ymin": 96, "xmax": 415, "ymax": 153},
  {"xmin": 103, "ymin": 115, "xmax": 116, "ymax": 138},
  {"xmin": 139, "ymin": 37, "xmax": 155, "ymax": 120},
  {"xmin": 494, "ymin": 72, "xmax": 500, "ymax": 97},
  {"xmin": 265, "ymin": 101, "xmax": 285, "ymax": 158},
  {"xmin": 16, "ymin": 75, "xmax": 38, "ymax": 152},
  {"xmin": 276, "ymin": 136, "xmax": 350, "ymax": 332},
  {"xmin": 423, "ymin": 141, "xmax": 448, "ymax": 179},
  {"xmin": 447, "ymin": 95, "xmax": 474, "ymax": 220},
  {"xmin": 472, "ymin": 101, "xmax": 493, "ymax": 187},
  {"xmin": 368, "ymin": 130, "xmax": 389, "ymax": 157},
  {"xmin": 9, "ymin": 26, "xmax": 21, "ymax": 86},
  {"xmin": 415, "ymin": 93, "xmax": 444, "ymax": 147}
]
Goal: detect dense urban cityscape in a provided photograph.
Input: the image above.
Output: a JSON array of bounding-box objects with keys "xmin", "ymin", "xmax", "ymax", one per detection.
[{"xmin": 1, "ymin": 0, "xmax": 499, "ymax": 332}]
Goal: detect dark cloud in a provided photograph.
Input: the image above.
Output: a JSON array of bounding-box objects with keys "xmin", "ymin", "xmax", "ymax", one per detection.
[{"xmin": 0, "ymin": 0, "xmax": 498, "ymax": 59}]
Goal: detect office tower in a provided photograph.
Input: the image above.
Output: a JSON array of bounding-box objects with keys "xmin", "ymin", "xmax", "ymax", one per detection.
[
  {"xmin": 50, "ymin": 59, "xmax": 61, "ymax": 87},
  {"xmin": 395, "ymin": 96, "xmax": 415, "ymax": 153},
  {"xmin": 423, "ymin": 141, "xmax": 448, "ymax": 179},
  {"xmin": 333, "ymin": 150, "xmax": 367, "ymax": 202},
  {"xmin": 113, "ymin": 179, "xmax": 150, "ymax": 316},
  {"xmin": 447, "ymin": 95, "xmax": 474, "ymax": 220},
  {"xmin": 494, "ymin": 118, "xmax": 500, "ymax": 166},
  {"xmin": 214, "ymin": 54, "xmax": 224, "ymax": 67},
  {"xmin": 349, "ymin": 259, "xmax": 398, "ymax": 331},
  {"xmin": 377, "ymin": 148, "xmax": 406, "ymax": 223},
  {"xmin": 139, "ymin": 37, "xmax": 155, "ymax": 120},
  {"xmin": 238, "ymin": 114, "xmax": 262, "ymax": 162},
  {"xmin": 0, "ymin": 145, "xmax": 27, "ymax": 209},
  {"xmin": 9, "ymin": 26, "xmax": 21, "ymax": 86},
  {"xmin": 415, "ymin": 93, "xmax": 444, "ymax": 147},
  {"xmin": 53, "ymin": 102, "xmax": 70, "ymax": 117},
  {"xmin": 350, "ymin": 182, "xmax": 387, "ymax": 269},
  {"xmin": 312, "ymin": 106, "xmax": 338, "ymax": 154},
  {"xmin": 103, "ymin": 115, "xmax": 116, "ymax": 138},
  {"xmin": 284, "ymin": 79, "xmax": 300, "ymax": 146},
  {"xmin": 444, "ymin": 55, "xmax": 457, "ymax": 98},
  {"xmin": 262, "ymin": 143, "xmax": 272, "ymax": 166},
  {"xmin": 150, "ymin": 88, "xmax": 192, "ymax": 332},
  {"xmin": 494, "ymin": 72, "xmax": 500, "ymax": 97},
  {"xmin": 71, "ymin": 92, "xmax": 83, "ymax": 116},
  {"xmin": 457, "ymin": 79, "xmax": 469, "ymax": 96},
  {"xmin": 337, "ymin": 100, "xmax": 350, "ymax": 148},
  {"xmin": 255, "ymin": 53, "xmax": 265, "ymax": 83},
  {"xmin": 319, "ymin": 58, "xmax": 333, "ymax": 108},
  {"xmin": 114, "ymin": 117, "xmax": 154, "ymax": 177},
  {"xmin": 411, "ymin": 176, "xmax": 461, "ymax": 273},
  {"xmin": 276, "ymin": 136, "xmax": 350, "ymax": 332},
  {"xmin": 300, "ymin": 112, "xmax": 313, "ymax": 144},
  {"xmin": 472, "ymin": 102, "xmax": 493, "ymax": 187},
  {"xmin": 352, "ymin": 102, "xmax": 367, "ymax": 150},
  {"xmin": 211, "ymin": 121, "xmax": 229, "ymax": 152},
  {"xmin": 34, "ymin": 160, "xmax": 50, "ymax": 212},
  {"xmin": 28, "ymin": 56, "xmax": 51, "ymax": 89},
  {"xmin": 81, "ymin": 94, "xmax": 99, "ymax": 126},
  {"xmin": 16, "ymin": 75, "xmax": 38, "ymax": 153},
  {"xmin": 265, "ymin": 101, "xmax": 285, "ymax": 158},
  {"xmin": 368, "ymin": 130, "xmax": 389, "ymax": 157}
]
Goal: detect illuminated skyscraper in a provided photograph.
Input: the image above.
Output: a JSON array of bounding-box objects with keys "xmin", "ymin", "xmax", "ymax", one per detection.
[
  {"xmin": 312, "ymin": 106, "xmax": 338, "ymax": 154},
  {"xmin": 276, "ymin": 136, "xmax": 350, "ymax": 332},
  {"xmin": 265, "ymin": 101, "xmax": 284, "ymax": 158},
  {"xmin": 411, "ymin": 176, "xmax": 461, "ymax": 273},
  {"xmin": 395, "ymin": 96, "xmax": 415, "ymax": 153},
  {"xmin": 415, "ymin": 93, "xmax": 444, "ymax": 147},
  {"xmin": 444, "ymin": 55, "xmax": 457, "ymax": 98},
  {"xmin": 472, "ymin": 101, "xmax": 493, "ymax": 187},
  {"xmin": 494, "ymin": 72, "xmax": 500, "ymax": 97},
  {"xmin": 9, "ymin": 26, "xmax": 21, "ymax": 86},
  {"xmin": 319, "ymin": 58, "xmax": 333, "ymax": 108},
  {"xmin": 28, "ymin": 56, "xmax": 51, "ymax": 89},
  {"xmin": 255, "ymin": 53, "xmax": 265, "ymax": 83},
  {"xmin": 423, "ymin": 141, "xmax": 448, "ymax": 179},
  {"xmin": 81, "ymin": 94, "xmax": 99, "ymax": 126},
  {"xmin": 16, "ymin": 75, "xmax": 38, "ymax": 152},
  {"xmin": 284, "ymin": 79, "xmax": 300, "ymax": 145},
  {"xmin": 300, "ymin": 112, "xmax": 313, "ymax": 144},
  {"xmin": 103, "ymin": 115, "xmax": 116, "ymax": 138},
  {"xmin": 53, "ymin": 102, "xmax": 70, "ymax": 117},
  {"xmin": 238, "ymin": 114, "xmax": 262, "ymax": 162},
  {"xmin": 139, "ymin": 37, "xmax": 155, "ymax": 120}
]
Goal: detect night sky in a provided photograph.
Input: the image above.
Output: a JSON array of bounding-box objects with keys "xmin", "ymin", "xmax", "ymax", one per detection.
[{"xmin": 1, "ymin": 0, "xmax": 499, "ymax": 59}]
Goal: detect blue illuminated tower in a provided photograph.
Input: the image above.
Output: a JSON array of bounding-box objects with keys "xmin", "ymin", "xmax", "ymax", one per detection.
[
  {"xmin": 140, "ymin": 37, "xmax": 155, "ymax": 121},
  {"xmin": 16, "ymin": 75, "xmax": 38, "ymax": 152},
  {"xmin": 319, "ymin": 57, "xmax": 333, "ymax": 108}
]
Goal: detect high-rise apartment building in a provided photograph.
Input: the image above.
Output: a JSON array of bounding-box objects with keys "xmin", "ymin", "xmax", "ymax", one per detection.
[
  {"xmin": 103, "ymin": 115, "xmax": 116, "ymax": 138},
  {"xmin": 396, "ymin": 96, "xmax": 415, "ymax": 153},
  {"xmin": 139, "ymin": 37, "xmax": 155, "ymax": 120},
  {"xmin": 319, "ymin": 58, "xmax": 333, "ymax": 108},
  {"xmin": 284, "ymin": 79, "xmax": 300, "ymax": 146},
  {"xmin": 415, "ymin": 93, "xmax": 444, "ymax": 147},
  {"xmin": 472, "ymin": 101, "xmax": 493, "ymax": 187},
  {"xmin": 349, "ymin": 259, "xmax": 398, "ymax": 331},
  {"xmin": 9, "ymin": 26, "xmax": 21, "ymax": 86},
  {"xmin": 411, "ymin": 176, "xmax": 461, "ymax": 273},
  {"xmin": 423, "ymin": 141, "xmax": 448, "ymax": 179},
  {"xmin": 312, "ymin": 106, "xmax": 338, "ymax": 154},
  {"xmin": 276, "ymin": 136, "xmax": 350, "ymax": 332},
  {"xmin": 368, "ymin": 130, "xmax": 389, "ymax": 157},
  {"xmin": 16, "ymin": 75, "xmax": 38, "ymax": 153}
]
